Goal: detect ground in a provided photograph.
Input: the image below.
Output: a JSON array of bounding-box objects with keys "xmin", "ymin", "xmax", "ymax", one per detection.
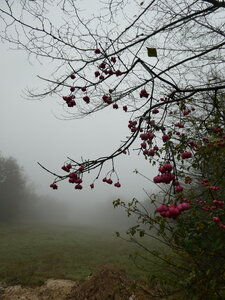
[{"xmin": 0, "ymin": 267, "xmax": 157, "ymax": 300}]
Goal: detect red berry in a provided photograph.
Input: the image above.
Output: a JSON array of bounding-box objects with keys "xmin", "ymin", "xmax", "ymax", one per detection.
[
  {"xmin": 94, "ymin": 48, "xmax": 101, "ymax": 54},
  {"xmin": 123, "ymin": 106, "xmax": 128, "ymax": 112},
  {"xmin": 70, "ymin": 86, "xmax": 75, "ymax": 92},
  {"xmin": 95, "ymin": 71, "xmax": 100, "ymax": 77},
  {"xmin": 99, "ymin": 62, "xmax": 106, "ymax": 69},
  {"xmin": 110, "ymin": 57, "xmax": 116, "ymax": 63},
  {"xmin": 139, "ymin": 89, "xmax": 149, "ymax": 98},
  {"xmin": 115, "ymin": 70, "xmax": 122, "ymax": 76},
  {"xmin": 176, "ymin": 185, "xmax": 184, "ymax": 193},
  {"xmin": 90, "ymin": 183, "xmax": 94, "ymax": 189},
  {"xmin": 114, "ymin": 182, "xmax": 121, "ymax": 188},
  {"xmin": 113, "ymin": 103, "xmax": 118, "ymax": 109},
  {"xmin": 70, "ymin": 74, "xmax": 76, "ymax": 79},
  {"xmin": 81, "ymin": 87, "xmax": 87, "ymax": 92},
  {"xmin": 162, "ymin": 134, "xmax": 170, "ymax": 143},
  {"xmin": 213, "ymin": 217, "xmax": 220, "ymax": 223},
  {"xmin": 181, "ymin": 152, "xmax": 192, "ymax": 159},
  {"xmin": 83, "ymin": 96, "xmax": 90, "ymax": 103},
  {"xmin": 99, "ymin": 75, "xmax": 105, "ymax": 80},
  {"xmin": 50, "ymin": 183, "xmax": 58, "ymax": 190}
]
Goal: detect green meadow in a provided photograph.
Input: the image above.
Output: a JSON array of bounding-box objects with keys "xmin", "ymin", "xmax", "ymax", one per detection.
[{"xmin": 0, "ymin": 222, "xmax": 163, "ymax": 286}]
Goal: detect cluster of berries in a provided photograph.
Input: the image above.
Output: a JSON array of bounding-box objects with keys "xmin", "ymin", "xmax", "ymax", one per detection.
[{"xmin": 156, "ymin": 202, "xmax": 190, "ymax": 219}]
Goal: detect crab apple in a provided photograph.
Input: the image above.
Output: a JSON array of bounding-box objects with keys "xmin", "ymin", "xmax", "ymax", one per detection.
[
  {"xmin": 213, "ymin": 217, "xmax": 220, "ymax": 223},
  {"xmin": 70, "ymin": 86, "xmax": 75, "ymax": 92},
  {"xmin": 83, "ymin": 96, "xmax": 90, "ymax": 103},
  {"xmin": 114, "ymin": 182, "xmax": 121, "ymax": 188},
  {"xmin": 70, "ymin": 74, "xmax": 76, "ymax": 79},
  {"xmin": 152, "ymin": 108, "xmax": 159, "ymax": 114},
  {"xmin": 123, "ymin": 106, "xmax": 128, "ymax": 112},
  {"xmin": 94, "ymin": 48, "xmax": 101, "ymax": 54},
  {"xmin": 90, "ymin": 183, "xmax": 94, "ymax": 189},
  {"xmin": 176, "ymin": 185, "xmax": 184, "ymax": 193},
  {"xmin": 153, "ymin": 145, "xmax": 159, "ymax": 151},
  {"xmin": 102, "ymin": 177, "xmax": 107, "ymax": 183},
  {"xmin": 107, "ymin": 178, "xmax": 113, "ymax": 184},
  {"xmin": 81, "ymin": 87, "xmax": 87, "ymax": 92},
  {"xmin": 50, "ymin": 183, "xmax": 58, "ymax": 190},
  {"xmin": 113, "ymin": 103, "xmax": 119, "ymax": 109},
  {"xmin": 99, "ymin": 75, "xmax": 105, "ymax": 80},
  {"xmin": 94, "ymin": 71, "xmax": 100, "ymax": 77},
  {"xmin": 219, "ymin": 224, "xmax": 225, "ymax": 229},
  {"xmin": 162, "ymin": 134, "xmax": 170, "ymax": 142},
  {"xmin": 181, "ymin": 152, "xmax": 192, "ymax": 159},
  {"xmin": 75, "ymin": 184, "xmax": 83, "ymax": 190},
  {"xmin": 139, "ymin": 89, "xmax": 149, "ymax": 98}
]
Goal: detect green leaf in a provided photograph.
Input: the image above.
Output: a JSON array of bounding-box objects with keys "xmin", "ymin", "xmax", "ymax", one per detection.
[{"xmin": 147, "ymin": 47, "xmax": 157, "ymax": 57}]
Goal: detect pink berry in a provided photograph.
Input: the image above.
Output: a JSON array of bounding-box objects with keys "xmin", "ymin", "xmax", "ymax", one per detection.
[
  {"xmin": 50, "ymin": 183, "xmax": 58, "ymax": 190},
  {"xmin": 181, "ymin": 152, "xmax": 192, "ymax": 159},
  {"xmin": 162, "ymin": 134, "xmax": 170, "ymax": 143}
]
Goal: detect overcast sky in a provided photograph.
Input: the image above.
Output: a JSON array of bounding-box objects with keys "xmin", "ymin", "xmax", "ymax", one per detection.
[{"xmin": 0, "ymin": 1, "xmax": 157, "ymax": 212}]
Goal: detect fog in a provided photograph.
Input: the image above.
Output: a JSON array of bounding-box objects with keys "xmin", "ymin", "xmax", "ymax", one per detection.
[{"xmin": 0, "ymin": 2, "xmax": 157, "ymax": 230}]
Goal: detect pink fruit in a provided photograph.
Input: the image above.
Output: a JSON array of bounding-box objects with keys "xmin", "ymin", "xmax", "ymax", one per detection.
[
  {"xmin": 99, "ymin": 62, "xmax": 106, "ymax": 69},
  {"xmin": 209, "ymin": 186, "xmax": 220, "ymax": 191},
  {"xmin": 176, "ymin": 185, "xmax": 184, "ymax": 193},
  {"xmin": 139, "ymin": 89, "xmax": 149, "ymax": 98},
  {"xmin": 213, "ymin": 217, "xmax": 220, "ymax": 223},
  {"xmin": 75, "ymin": 184, "xmax": 83, "ymax": 190},
  {"xmin": 50, "ymin": 183, "xmax": 58, "ymax": 190},
  {"xmin": 110, "ymin": 57, "xmax": 116, "ymax": 63},
  {"xmin": 153, "ymin": 175, "xmax": 162, "ymax": 184},
  {"xmin": 114, "ymin": 182, "xmax": 121, "ymax": 188},
  {"xmin": 181, "ymin": 152, "xmax": 192, "ymax": 159},
  {"xmin": 94, "ymin": 48, "xmax": 101, "ymax": 54},
  {"xmin": 83, "ymin": 96, "xmax": 90, "ymax": 103},
  {"xmin": 152, "ymin": 108, "xmax": 159, "ymax": 114},
  {"xmin": 162, "ymin": 134, "xmax": 170, "ymax": 143},
  {"xmin": 94, "ymin": 71, "xmax": 100, "ymax": 77},
  {"xmin": 163, "ymin": 163, "xmax": 173, "ymax": 172},
  {"xmin": 156, "ymin": 204, "xmax": 167, "ymax": 212},
  {"xmin": 115, "ymin": 70, "xmax": 122, "ymax": 76}
]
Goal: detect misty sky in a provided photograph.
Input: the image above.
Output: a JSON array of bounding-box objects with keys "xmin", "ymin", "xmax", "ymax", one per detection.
[{"xmin": 0, "ymin": 1, "xmax": 157, "ymax": 210}]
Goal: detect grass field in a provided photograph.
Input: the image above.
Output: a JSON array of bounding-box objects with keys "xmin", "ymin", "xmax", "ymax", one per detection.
[{"xmin": 0, "ymin": 222, "xmax": 163, "ymax": 286}]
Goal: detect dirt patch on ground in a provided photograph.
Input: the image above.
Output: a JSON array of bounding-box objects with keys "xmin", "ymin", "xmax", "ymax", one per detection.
[{"xmin": 0, "ymin": 267, "xmax": 157, "ymax": 299}]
